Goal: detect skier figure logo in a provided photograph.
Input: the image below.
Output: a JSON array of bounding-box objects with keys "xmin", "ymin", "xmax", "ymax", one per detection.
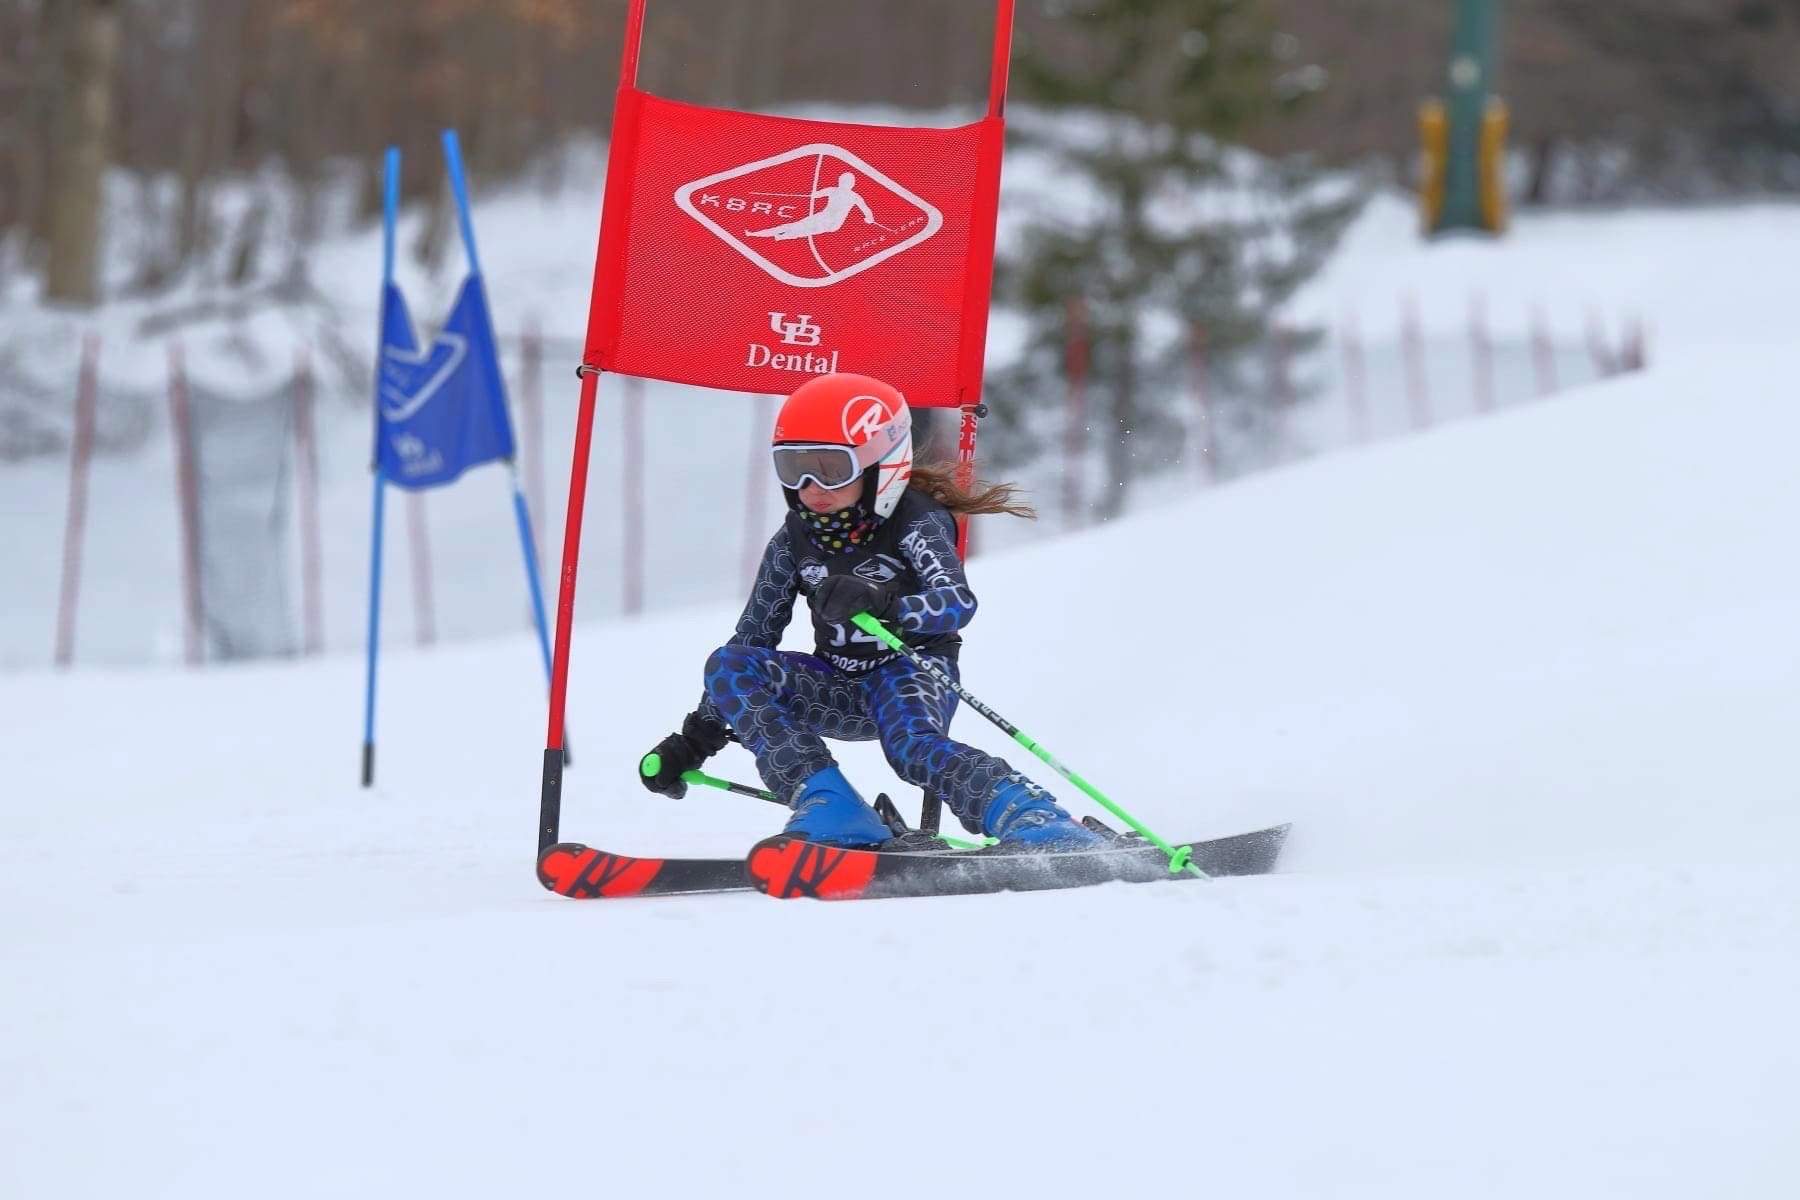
[
  {"xmin": 743, "ymin": 173, "xmax": 892, "ymax": 243},
  {"xmin": 674, "ymin": 143, "xmax": 944, "ymax": 289}
]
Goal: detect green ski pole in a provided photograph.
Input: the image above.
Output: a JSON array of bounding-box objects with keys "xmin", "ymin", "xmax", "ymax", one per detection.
[
  {"xmin": 851, "ymin": 612, "xmax": 1207, "ymax": 878},
  {"xmin": 642, "ymin": 753, "xmax": 778, "ymax": 804},
  {"xmin": 640, "ymin": 753, "xmax": 989, "ymax": 851}
]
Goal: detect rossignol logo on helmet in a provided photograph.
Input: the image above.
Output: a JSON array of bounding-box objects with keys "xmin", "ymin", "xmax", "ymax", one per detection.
[
  {"xmin": 674, "ymin": 143, "xmax": 944, "ymax": 289},
  {"xmin": 842, "ymin": 394, "xmax": 893, "ymax": 444}
]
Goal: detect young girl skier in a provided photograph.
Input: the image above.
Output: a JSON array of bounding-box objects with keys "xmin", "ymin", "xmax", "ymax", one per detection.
[{"xmin": 638, "ymin": 371, "xmax": 1105, "ymax": 851}]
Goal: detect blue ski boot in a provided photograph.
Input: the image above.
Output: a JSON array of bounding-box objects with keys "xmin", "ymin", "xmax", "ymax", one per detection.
[
  {"xmin": 784, "ymin": 765, "xmax": 892, "ymax": 848},
  {"xmin": 983, "ymin": 778, "xmax": 1108, "ymax": 851}
]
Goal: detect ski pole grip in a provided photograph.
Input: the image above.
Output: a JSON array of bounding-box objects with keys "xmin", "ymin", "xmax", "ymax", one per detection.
[
  {"xmin": 641, "ymin": 752, "xmax": 661, "ymax": 777},
  {"xmin": 851, "ymin": 612, "xmax": 902, "ymax": 649}
]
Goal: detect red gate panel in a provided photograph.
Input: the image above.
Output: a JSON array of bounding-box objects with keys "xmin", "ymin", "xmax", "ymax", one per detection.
[{"xmin": 583, "ymin": 70, "xmax": 1007, "ymax": 410}]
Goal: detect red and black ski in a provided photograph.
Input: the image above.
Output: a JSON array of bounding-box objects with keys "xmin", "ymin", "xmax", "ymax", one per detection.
[
  {"xmin": 541, "ymin": 825, "xmax": 1290, "ymax": 902},
  {"xmin": 747, "ymin": 824, "xmax": 1290, "ymax": 901},
  {"xmin": 536, "ymin": 842, "xmax": 752, "ymax": 899}
]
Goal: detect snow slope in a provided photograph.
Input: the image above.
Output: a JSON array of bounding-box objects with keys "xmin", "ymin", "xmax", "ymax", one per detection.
[
  {"xmin": 1292, "ymin": 193, "xmax": 1800, "ymax": 356},
  {"xmin": 12, "ymin": 162, "xmax": 1786, "ymax": 667},
  {"xmin": 4, "ymin": 340, "xmax": 1797, "ymax": 1196}
]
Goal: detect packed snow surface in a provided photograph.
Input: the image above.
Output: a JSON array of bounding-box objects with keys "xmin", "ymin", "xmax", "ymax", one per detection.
[
  {"xmin": 7, "ymin": 136, "xmax": 1800, "ymax": 1198},
  {"xmin": 5, "ymin": 335, "xmax": 1797, "ymax": 1195}
]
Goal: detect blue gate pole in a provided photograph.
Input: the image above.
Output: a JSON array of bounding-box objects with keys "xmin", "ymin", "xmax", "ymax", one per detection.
[
  {"xmin": 442, "ymin": 128, "xmax": 570, "ymax": 764},
  {"xmin": 362, "ymin": 145, "xmax": 401, "ymax": 787},
  {"xmin": 361, "ymin": 470, "xmax": 387, "ymax": 786},
  {"xmin": 441, "ymin": 129, "xmax": 482, "ymax": 274},
  {"xmin": 508, "ymin": 465, "xmax": 561, "ymax": 697}
]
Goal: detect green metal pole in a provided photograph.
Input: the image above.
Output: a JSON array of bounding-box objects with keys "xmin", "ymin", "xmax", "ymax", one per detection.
[
  {"xmin": 851, "ymin": 613, "xmax": 1207, "ymax": 878},
  {"xmin": 640, "ymin": 753, "xmax": 990, "ymax": 850},
  {"xmin": 1439, "ymin": 0, "xmax": 1498, "ymax": 233}
]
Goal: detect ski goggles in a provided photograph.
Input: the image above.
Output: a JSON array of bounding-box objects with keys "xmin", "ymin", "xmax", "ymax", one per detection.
[{"xmin": 772, "ymin": 443, "xmax": 868, "ymax": 491}]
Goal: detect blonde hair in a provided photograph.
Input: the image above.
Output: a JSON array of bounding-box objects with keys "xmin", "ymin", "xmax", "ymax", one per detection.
[{"xmin": 906, "ymin": 462, "xmax": 1037, "ymax": 519}]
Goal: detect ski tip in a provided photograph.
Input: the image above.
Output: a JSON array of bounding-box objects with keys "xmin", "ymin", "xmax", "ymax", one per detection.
[
  {"xmin": 536, "ymin": 842, "xmax": 664, "ymax": 899},
  {"xmin": 1252, "ymin": 822, "xmax": 1292, "ymax": 857},
  {"xmin": 746, "ymin": 836, "xmax": 879, "ymax": 901},
  {"xmin": 1214, "ymin": 822, "xmax": 1291, "ymax": 876}
]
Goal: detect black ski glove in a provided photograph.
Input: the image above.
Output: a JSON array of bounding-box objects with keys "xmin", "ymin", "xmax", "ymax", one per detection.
[
  {"xmin": 639, "ymin": 709, "xmax": 733, "ymax": 797},
  {"xmin": 813, "ymin": 574, "xmax": 902, "ymax": 626}
]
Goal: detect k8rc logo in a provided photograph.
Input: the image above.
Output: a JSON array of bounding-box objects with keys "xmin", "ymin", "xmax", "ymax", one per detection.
[{"xmin": 675, "ymin": 143, "xmax": 943, "ymax": 289}]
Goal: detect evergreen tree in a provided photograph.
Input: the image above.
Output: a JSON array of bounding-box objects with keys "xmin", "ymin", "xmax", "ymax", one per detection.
[{"xmin": 992, "ymin": 0, "xmax": 1360, "ymax": 517}]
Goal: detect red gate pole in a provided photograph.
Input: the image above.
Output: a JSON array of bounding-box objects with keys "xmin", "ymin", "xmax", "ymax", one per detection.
[
  {"xmin": 167, "ymin": 341, "xmax": 205, "ymax": 667},
  {"xmin": 1063, "ymin": 295, "xmax": 1088, "ymax": 527},
  {"xmin": 1531, "ymin": 303, "xmax": 1557, "ymax": 398},
  {"xmin": 539, "ymin": 0, "xmax": 649, "ymax": 851},
  {"xmin": 1340, "ymin": 309, "xmax": 1369, "ymax": 445},
  {"xmin": 54, "ymin": 334, "xmax": 101, "ymax": 668},
  {"xmin": 622, "ymin": 375, "xmax": 645, "ymax": 615},
  {"xmin": 954, "ymin": 404, "xmax": 980, "ymax": 560},
  {"xmin": 1586, "ymin": 308, "xmax": 1616, "ymax": 379},
  {"xmin": 540, "ymin": 365, "xmax": 604, "ymax": 850},
  {"xmin": 292, "ymin": 346, "xmax": 325, "ymax": 655},
  {"xmin": 947, "ymin": 0, "xmax": 1015, "ymax": 564},
  {"xmin": 989, "ymin": 0, "xmax": 1016, "ymax": 115},
  {"xmin": 1470, "ymin": 291, "xmax": 1495, "ymax": 414},
  {"xmin": 1402, "ymin": 292, "xmax": 1430, "ymax": 431}
]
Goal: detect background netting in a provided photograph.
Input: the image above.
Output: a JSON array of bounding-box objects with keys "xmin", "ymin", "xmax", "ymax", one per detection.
[{"xmin": 186, "ymin": 382, "xmax": 299, "ymax": 661}]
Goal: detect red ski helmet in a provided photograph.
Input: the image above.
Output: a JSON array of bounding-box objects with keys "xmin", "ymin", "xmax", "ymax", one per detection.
[{"xmin": 771, "ymin": 373, "xmax": 913, "ymax": 519}]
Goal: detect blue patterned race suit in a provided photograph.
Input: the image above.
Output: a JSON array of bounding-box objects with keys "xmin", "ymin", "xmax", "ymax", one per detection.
[{"xmin": 697, "ymin": 491, "xmax": 1050, "ymax": 833}]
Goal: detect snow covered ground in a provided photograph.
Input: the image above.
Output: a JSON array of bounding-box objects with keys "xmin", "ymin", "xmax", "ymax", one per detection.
[
  {"xmin": 4, "ymin": 330, "xmax": 1798, "ymax": 1196},
  {"xmin": 7, "ymin": 121, "xmax": 1800, "ymax": 1195}
]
